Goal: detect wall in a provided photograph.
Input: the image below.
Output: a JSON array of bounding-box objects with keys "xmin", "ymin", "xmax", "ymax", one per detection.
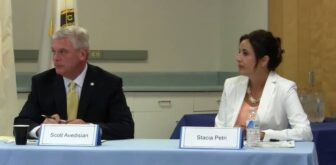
[
  {"xmin": 12, "ymin": 0, "xmax": 268, "ymax": 73},
  {"xmin": 218, "ymin": 0, "xmax": 268, "ymax": 71}
]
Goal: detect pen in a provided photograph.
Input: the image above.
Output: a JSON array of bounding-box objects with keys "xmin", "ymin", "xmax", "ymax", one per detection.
[
  {"xmin": 270, "ymin": 139, "xmax": 280, "ymax": 142},
  {"xmin": 41, "ymin": 115, "xmax": 67, "ymax": 124}
]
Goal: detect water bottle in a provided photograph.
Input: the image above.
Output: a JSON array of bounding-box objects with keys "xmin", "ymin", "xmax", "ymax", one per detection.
[{"xmin": 246, "ymin": 107, "xmax": 260, "ymax": 147}]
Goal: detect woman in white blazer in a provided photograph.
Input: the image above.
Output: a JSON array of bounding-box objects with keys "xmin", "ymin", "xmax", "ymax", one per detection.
[{"xmin": 215, "ymin": 30, "xmax": 313, "ymax": 141}]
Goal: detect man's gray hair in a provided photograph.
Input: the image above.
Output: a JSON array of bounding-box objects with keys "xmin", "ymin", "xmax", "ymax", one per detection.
[{"xmin": 52, "ymin": 26, "xmax": 89, "ymax": 50}]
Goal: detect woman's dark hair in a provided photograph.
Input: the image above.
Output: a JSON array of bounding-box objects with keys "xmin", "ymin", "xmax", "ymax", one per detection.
[{"xmin": 239, "ymin": 29, "xmax": 284, "ymax": 71}]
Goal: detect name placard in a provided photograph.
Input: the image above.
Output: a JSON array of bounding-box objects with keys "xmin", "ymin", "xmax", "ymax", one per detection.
[
  {"xmin": 38, "ymin": 124, "xmax": 101, "ymax": 146},
  {"xmin": 180, "ymin": 126, "xmax": 243, "ymax": 149}
]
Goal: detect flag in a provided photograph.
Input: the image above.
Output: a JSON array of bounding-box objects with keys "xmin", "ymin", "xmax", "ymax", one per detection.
[
  {"xmin": 0, "ymin": 0, "xmax": 18, "ymax": 136},
  {"xmin": 38, "ymin": 0, "xmax": 79, "ymax": 72}
]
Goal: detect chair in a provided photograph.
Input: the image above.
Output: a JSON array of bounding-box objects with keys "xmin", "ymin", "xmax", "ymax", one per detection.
[{"xmin": 170, "ymin": 113, "xmax": 216, "ymax": 139}]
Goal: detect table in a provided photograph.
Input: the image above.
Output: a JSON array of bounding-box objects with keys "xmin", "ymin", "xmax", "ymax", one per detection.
[
  {"xmin": 0, "ymin": 139, "xmax": 317, "ymax": 165},
  {"xmin": 171, "ymin": 113, "xmax": 336, "ymax": 165},
  {"xmin": 311, "ymin": 122, "xmax": 336, "ymax": 165}
]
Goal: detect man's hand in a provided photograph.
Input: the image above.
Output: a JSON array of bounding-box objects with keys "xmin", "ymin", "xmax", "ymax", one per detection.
[
  {"xmin": 42, "ymin": 114, "xmax": 67, "ymax": 124},
  {"xmin": 67, "ymin": 119, "xmax": 86, "ymax": 124},
  {"xmin": 42, "ymin": 114, "xmax": 86, "ymax": 124}
]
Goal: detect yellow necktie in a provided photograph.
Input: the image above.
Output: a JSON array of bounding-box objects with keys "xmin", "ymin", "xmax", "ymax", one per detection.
[{"xmin": 67, "ymin": 81, "xmax": 78, "ymax": 120}]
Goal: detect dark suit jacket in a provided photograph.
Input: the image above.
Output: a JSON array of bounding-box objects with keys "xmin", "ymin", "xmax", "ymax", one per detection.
[{"xmin": 14, "ymin": 64, "xmax": 134, "ymax": 140}]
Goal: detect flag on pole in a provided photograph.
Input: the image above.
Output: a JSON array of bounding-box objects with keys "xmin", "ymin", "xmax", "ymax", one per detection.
[
  {"xmin": 38, "ymin": 0, "xmax": 79, "ymax": 72},
  {"xmin": 0, "ymin": 0, "xmax": 18, "ymax": 136}
]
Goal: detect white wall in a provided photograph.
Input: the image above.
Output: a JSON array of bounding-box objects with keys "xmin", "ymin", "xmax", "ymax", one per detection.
[
  {"xmin": 218, "ymin": 0, "xmax": 268, "ymax": 72},
  {"xmin": 12, "ymin": 0, "xmax": 267, "ymax": 73}
]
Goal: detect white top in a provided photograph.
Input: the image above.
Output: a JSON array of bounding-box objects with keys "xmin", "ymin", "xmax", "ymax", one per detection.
[{"xmin": 215, "ymin": 71, "xmax": 313, "ymax": 141}]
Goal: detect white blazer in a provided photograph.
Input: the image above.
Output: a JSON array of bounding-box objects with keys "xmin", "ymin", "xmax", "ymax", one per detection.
[{"xmin": 215, "ymin": 71, "xmax": 313, "ymax": 141}]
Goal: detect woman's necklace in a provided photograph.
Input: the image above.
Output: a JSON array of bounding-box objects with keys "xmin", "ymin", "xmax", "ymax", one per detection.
[{"xmin": 246, "ymin": 86, "xmax": 260, "ymax": 104}]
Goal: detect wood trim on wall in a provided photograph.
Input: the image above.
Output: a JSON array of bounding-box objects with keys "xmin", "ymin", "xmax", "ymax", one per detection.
[{"xmin": 269, "ymin": 0, "xmax": 336, "ymax": 117}]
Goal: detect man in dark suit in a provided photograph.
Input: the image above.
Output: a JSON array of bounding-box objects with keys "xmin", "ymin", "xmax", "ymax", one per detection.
[{"xmin": 14, "ymin": 26, "xmax": 134, "ymax": 140}]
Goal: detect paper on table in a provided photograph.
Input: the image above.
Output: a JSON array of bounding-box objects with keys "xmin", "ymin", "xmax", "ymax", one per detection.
[
  {"xmin": 1, "ymin": 135, "xmax": 105, "ymax": 145},
  {"xmin": 0, "ymin": 136, "xmax": 37, "ymax": 144},
  {"xmin": 257, "ymin": 140, "xmax": 295, "ymax": 148},
  {"xmin": 0, "ymin": 136, "xmax": 15, "ymax": 143}
]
